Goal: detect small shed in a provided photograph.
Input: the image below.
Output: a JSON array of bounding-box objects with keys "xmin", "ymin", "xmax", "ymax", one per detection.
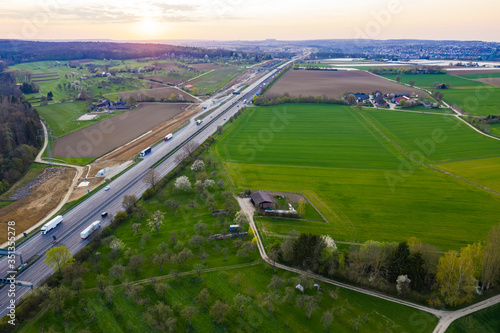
[
  {"xmin": 295, "ymin": 284, "xmax": 305, "ymax": 293},
  {"xmin": 250, "ymin": 192, "xmax": 277, "ymax": 210}
]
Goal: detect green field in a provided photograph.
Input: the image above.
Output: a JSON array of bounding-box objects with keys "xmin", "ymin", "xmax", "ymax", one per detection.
[
  {"xmin": 456, "ymin": 72, "xmax": 500, "ymax": 79},
  {"xmin": 192, "ymin": 67, "xmax": 244, "ymax": 94},
  {"xmin": 491, "ymin": 124, "xmax": 500, "ymax": 137},
  {"xmin": 381, "ymin": 74, "xmax": 484, "ymax": 87},
  {"xmin": 438, "ymin": 157, "xmax": 500, "ymax": 193},
  {"xmin": 216, "ymin": 104, "xmax": 500, "ymax": 250},
  {"xmin": 35, "ymin": 102, "xmax": 118, "ymax": 138},
  {"xmin": 446, "ymin": 303, "xmax": 500, "ymax": 333},
  {"xmin": 440, "ymin": 86, "xmax": 500, "ymax": 116}
]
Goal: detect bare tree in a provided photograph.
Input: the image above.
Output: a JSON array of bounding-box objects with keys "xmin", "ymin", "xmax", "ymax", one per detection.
[
  {"xmin": 129, "ymin": 255, "xmax": 144, "ymax": 276},
  {"xmin": 321, "ymin": 310, "xmax": 334, "ymax": 332},
  {"xmin": 233, "ymin": 293, "xmax": 251, "ymax": 317},
  {"xmin": 153, "ymin": 253, "xmax": 169, "ymax": 272},
  {"xmin": 268, "ymin": 248, "xmax": 280, "ymax": 273},
  {"xmin": 122, "ymin": 195, "xmax": 137, "ymax": 213},
  {"xmin": 180, "ymin": 306, "xmax": 198, "ymax": 326},
  {"xmin": 268, "ymin": 275, "xmax": 284, "ymax": 294},
  {"xmin": 196, "ymin": 288, "xmax": 209, "ymax": 309},
  {"xmin": 183, "ymin": 141, "xmax": 198, "ymax": 157},
  {"xmin": 154, "ymin": 282, "xmax": 170, "ymax": 301},
  {"xmin": 210, "ymin": 300, "xmax": 230, "ymax": 323},
  {"xmin": 169, "ymin": 232, "xmax": 178, "ymax": 246},
  {"xmin": 143, "ymin": 169, "xmax": 160, "ymax": 189},
  {"xmin": 194, "ymin": 263, "xmax": 204, "ymax": 278}
]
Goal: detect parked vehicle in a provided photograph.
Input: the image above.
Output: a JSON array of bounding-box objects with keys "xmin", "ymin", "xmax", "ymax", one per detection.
[
  {"xmin": 80, "ymin": 220, "xmax": 101, "ymax": 239},
  {"xmin": 140, "ymin": 147, "xmax": 152, "ymax": 157},
  {"xmin": 164, "ymin": 133, "xmax": 173, "ymax": 141},
  {"xmin": 41, "ymin": 215, "xmax": 63, "ymax": 235}
]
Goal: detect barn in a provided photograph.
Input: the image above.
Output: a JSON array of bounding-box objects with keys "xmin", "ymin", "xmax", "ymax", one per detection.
[{"xmin": 250, "ymin": 192, "xmax": 277, "ymax": 210}]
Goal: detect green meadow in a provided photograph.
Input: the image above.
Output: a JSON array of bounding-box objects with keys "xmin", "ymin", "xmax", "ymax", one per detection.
[
  {"xmin": 440, "ymin": 86, "xmax": 500, "ymax": 116},
  {"xmin": 381, "ymin": 74, "xmax": 484, "ymax": 87},
  {"xmin": 446, "ymin": 303, "xmax": 500, "ymax": 333},
  {"xmin": 216, "ymin": 104, "xmax": 500, "ymax": 250}
]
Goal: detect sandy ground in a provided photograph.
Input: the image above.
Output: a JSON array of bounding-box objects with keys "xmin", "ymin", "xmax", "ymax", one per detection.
[
  {"xmin": 52, "ymin": 103, "xmax": 189, "ymax": 158},
  {"xmin": 0, "ymin": 168, "xmax": 76, "ymax": 243},
  {"xmin": 266, "ymin": 70, "xmax": 429, "ymax": 99}
]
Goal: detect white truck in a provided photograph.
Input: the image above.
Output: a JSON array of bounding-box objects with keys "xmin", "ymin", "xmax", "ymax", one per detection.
[
  {"xmin": 40, "ymin": 215, "xmax": 63, "ymax": 235},
  {"xmin": 80, "ymin": 220, "xmax": 101, "ymax": 239}
]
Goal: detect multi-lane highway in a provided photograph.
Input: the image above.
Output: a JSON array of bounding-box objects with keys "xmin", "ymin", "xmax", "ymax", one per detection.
[{"xmin": 0, "ymin": 58, "xmax": 295, "ymax": 318}]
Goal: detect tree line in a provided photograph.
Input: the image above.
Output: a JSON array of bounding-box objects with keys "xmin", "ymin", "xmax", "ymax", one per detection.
[
  {"xmin": 253, "ymin": 94, "xmax": 348, "ymax": 107},
  {"xmin": 270, "ymin": 224, "xmax": 500, "ymax": 308}
]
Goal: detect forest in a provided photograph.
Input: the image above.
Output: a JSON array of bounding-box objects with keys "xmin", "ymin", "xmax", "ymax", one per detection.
[{"xmin": 0, "ymin": 68, "xmax": 42, "ymax": 194}]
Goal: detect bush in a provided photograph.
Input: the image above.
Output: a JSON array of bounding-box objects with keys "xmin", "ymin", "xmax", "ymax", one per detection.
[{"xmin": 143, "ymin": 188, "xmax": 156, "ymax": 200}]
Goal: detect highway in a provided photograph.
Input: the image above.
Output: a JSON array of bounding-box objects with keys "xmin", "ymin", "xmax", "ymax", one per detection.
[{"xmin": 0, "ymin": 58, "xmax": 295, "ymax": 318}]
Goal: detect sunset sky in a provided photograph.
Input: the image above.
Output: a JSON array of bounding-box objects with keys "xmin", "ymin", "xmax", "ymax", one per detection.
[{"xmin": 1, "ymin": 0, "xmax": 499, "ymax": 41}]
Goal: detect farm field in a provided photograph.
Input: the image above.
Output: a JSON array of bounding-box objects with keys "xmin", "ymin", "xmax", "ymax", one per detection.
[
  {"xmin": 438, "ymin": 86, "xmax": 500, "ymax": 116},
  {"xmin": 36, "ymin": 101, "xmax": 117, "ymax": 137},
  {"xmin": 456, "ymin": 72, "xmax": 500, "ymax": 79},
  {"xmin": 14, "ymin": 147, "xmax": 437, "ymax": 333},
  {"xmin": 471, "ymin": 77, "xmax": 500, "ymax": 87},
  {"xmin": 446, "ymin": 303, "xmax": 500, "ymax": 333},
  {"xmin": 116, "ymin": 87, "xmax": 196, "ymax": 102},
  {"xmin": 187, "ymin": 67, "xmax": 245, "ymax": 94},
  {"xmin": 216, "ymin": 104, "xmax": 500, "ymax": 250},
  {"xmin": 51, "ymin": 103, "xmax": 188, "ymax": 158},
  {"xmin": 446, "ymin": 69, "xmax": 500, "ymax": 76},
  {"xmin": 437, "ymin": 157, "xmax": 500, "ymax": 193},
  {"xmin": 265, "ymin": 70, "xmax": 428, "ymax": 99},
  {"xmin": 380, "ymin": 74, "xmax": 484, "ymax": 87}
]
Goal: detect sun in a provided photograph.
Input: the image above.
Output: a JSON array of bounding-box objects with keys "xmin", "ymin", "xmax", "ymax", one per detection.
[{"xmin": 137, "ymin": 20, "xmax": 163, "ymax": 38}]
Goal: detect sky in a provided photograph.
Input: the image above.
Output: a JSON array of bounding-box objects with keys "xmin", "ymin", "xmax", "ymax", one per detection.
[{"xmin": 1, "ymin": 0, "xmax": 499, "ymax": 42}]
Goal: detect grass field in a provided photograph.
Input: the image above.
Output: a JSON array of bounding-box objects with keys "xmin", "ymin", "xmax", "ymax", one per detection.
[
  {"xmin": 456, "ymin": 72, "xmax": 500, "ymax": 79},
  {"xmin": 15, "ymin": 147, "xmax": 438, "ymax": 333},
  {"xmin": 216, "ymin": 104, "xmax": 500, "ymax": 250},
  {"xmin": 35, "ymin": 102, "xmax": 118, "ymax": 138},
  {"xmin": 380, "ymin": 74, "xmax": 484, "ymax": 87},
  {"xmin": 189, "ymin": 67, "xmax": 244, "ymax": 94},
  {"xmin": 438, "ymin": 157, "xmax": 500, "ymax": 193},
  {"xmin": 446, "ymin": 303, "xmax": 500, "ymax": 333},
  {"xmin": 440, "ymin": 86, "xmax": 500, "ymax": 116},
  {"xmin": 491, "ymin": 124, "xmax": 500, "ymax": 137}
]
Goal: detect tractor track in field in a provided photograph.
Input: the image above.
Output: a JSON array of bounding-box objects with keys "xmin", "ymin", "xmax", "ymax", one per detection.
[{"xmin": 356, "ymin": 110, "xmax": 500, "ymax": 198}]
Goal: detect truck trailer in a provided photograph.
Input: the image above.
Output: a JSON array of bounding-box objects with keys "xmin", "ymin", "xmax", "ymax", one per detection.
[
  {"xmin": 81, "ymin": 220, "xmax": 101, "ymax": 239},
  {"xmin": 140, "ymin": 147, "xmax": 152, "ymax": 157},
  {"xmin": 41, "ymin": 215, "xmax": 63, "ymax": 235}
]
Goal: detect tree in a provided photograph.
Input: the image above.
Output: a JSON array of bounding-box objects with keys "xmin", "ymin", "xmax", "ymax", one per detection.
[
  {"xmin": 191, "ymin": 159, "xmax": 205, "ymax": 171},
  {"xmin": 409, "ymin": 80, "xmax": 415, "ymax": 87},
  {"xmin": 96, "ymin": 274, "xmax": 107, "ymax": 294},
  {"xmin": 396, "ymin": 75, "xmax": 401, "ymax": 83},
  {"xmin": 169, "ymin": 93, "xmax": 177, "ymax": 101},
  {"xmin": 48, "ymin": 286, "xmax": 73, "ymax": 313},
  {"xmin": 127, "ymin": 95, "xmax": 137, "ymax": 106},
  {"xmin": 170, "ymin": 269, "xmax": 180, "ymax": 283},
  {"xmin": 233, "ymin": 293, "xmax": 251, "ymax": 317},
  {"xmin": 155, "ymin": 282, "xmax": 170, "ymax": 301},
  {"xmin": 183, "ymin": 141, "xmax": 198, "ymax": 157},
  {"xmin": 196, "ymin": 288, "xmax": 209, "ymax": 309},
  {"xmin": 176, "ymin": 248, "xmax": 194, "ymax": 268},
  {"xmin": 181, "ymin": 306, "xmax": 198, "ymax": 326},
  {"xmin": 234, "ymin": 211, "xmax": 249, "ymax": 227},
  {"xmin": 174, "ymin": 176, "xmax": 191, "ymax": 191},
  {"xmin": 148, "ymin": 301, "xmax": 173, "ymax": 327},
  {"xmin": 217, "ymin": 125, "xmax": 223, "ymax": 135},
  {"xmin": 131, "ymin": 223, "xmax": 142, "ymax": 236},
  {"xmin": 292, "ymin": 233, "xmax": 326, "ymax": 271},
  {"xmin": 166, "ymin": 317, "xmax": 177, "ymax": 333},
  {"xmin": 296, "ymin": 295, "xmax": 319, "ymax": 318},
  {"xmin": 237, "ymin": 241, "xmax": 256, "ymax": 259},
  {"xmin": 72, "ymin": 277, "xmax": 85, "ymax": 300},
  {"xmin": 297, "ymin": 199, "xmax": 306, "ymax": 217},
  {"xmin": 45, "ymin": 246, "xmax": 75, "ymax": 273},
  {"xmin": 283, "ymin": 286, "xmax": 295, "ymax": 305},
  {"xmin": 147, "ymin": 210, "xmax": 165, "ymax": 236},
  {"xmin": 482, "ymin": 224, "xmax": 500, "ymax": 290},
  {"xmin": 122, "ymin": 194, "xmax": 137, "ymax": 213},
  {"xmin": 210, "ymin": 300, "xmax": 230, "ymax": 323},
  {"xmin": 260, "ymin": 292, "xmax": 279, "ymax": 313},
  {"xmin": 396, "ymin": 275, "xmax": 411, "ymax": 297},
  {"xmin": 109, "ymin": 264, "xmax": 125, "ymax": 281},
  {"xmin": 217, "ymin": 179, "xmax": 225, "ymax": 189},
  {"xmin": 387, "ymin": 242, "xmax": 411, "ymax": 283},
  {"xmin": 109, "ymin": 238, "xmax": 125, "ymax": 254},
  {"xmin": 321, "ymin": 310, "xmax": 334, "ymax": 332},
  {"xmin": 194, "ymin": 263, "xmax": 204, "ymax": 278},
  {"xmin": 268, "ymin": 275, "xmax": 284, "ymax": 294},
  {"xmin": 165, "ymin": 199, "xmax": 180, "ymax": 214},
  {"xmin": 47, "ymin": 91, "xmax": 53, "ymax": 100},
  {"xmin": 140, "ymin": 232, "xmax": 150, "ymax": 250},
  {"xmin": 169, "ymin": 231, "xmax": 178, "ymax": 246},
  {"xmin": 153, "ymin": 253, "xmax": 170, "ymax": 272},
  {"xmin": 436, "ymin": 250, "xmax": 476, "ymax": 306},
  {"xmin": 143, "ymin": 169, "xmax": 160, "ymax": 189},
  {"xmin": 346, "ymin": 94, "xmax": 356, "ymax": 105},
  {"xmin": 194, "ymin": 221, "xmax": 208, "ymax": 235},
  {"xmin": 129, "ymin": 255, "xmax": 144, "ymax": 276}
]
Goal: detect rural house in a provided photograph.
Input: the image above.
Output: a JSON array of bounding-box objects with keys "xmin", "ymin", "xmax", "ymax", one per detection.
[{"xmin": 250, "ymin": 192, "xmax": 277, "ymax": 210}]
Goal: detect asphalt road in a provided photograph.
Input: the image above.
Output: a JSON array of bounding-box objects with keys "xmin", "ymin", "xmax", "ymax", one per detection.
[{"xmin": 0, "ymin": 59, "xmax": 294, "ymax": 319}]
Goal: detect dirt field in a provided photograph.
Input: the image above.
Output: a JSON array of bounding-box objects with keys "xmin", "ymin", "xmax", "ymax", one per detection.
[
  {"xmin": 473, "ymin": 77, "xmax": 500, "ymax": 87},
  {"xmin": 52, "ymin": 103, "xmax": 190, "ymax": 158},
  {"xmin": 447, "ymin": 69, "xmax": 500, "ymax": 75},
  {"xmin": 156, "ymin": 62, "xmax": 185, "ymax": 71},
  {"xmin": 190, "ymin": 64, "xmax": 222, "ymax": 71},
  {"xmin": 144, "ymin": 75, "xmax": 178, "ymax": 85},
  {"xmin": 139, "ymin": 80, "xmax": 173, "ymax": 89},
  {"xmin": 119, "ymin": 87, "xmax": 195, "ymax": 102},
  {"xmin": 0, "ymin": 168, "xmax": 76, "ymax": 244},
  {"xmin": 266, "ymin": 70, "xmax": 428, "ymax": 98}
]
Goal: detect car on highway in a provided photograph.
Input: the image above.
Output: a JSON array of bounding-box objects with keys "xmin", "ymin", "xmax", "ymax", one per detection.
[
  {"xmin": 104, "ymin": 186, "xmax": 110, "ymax": 191},
  {"xmin": 101, "ymin": 212, "xmax": 108, "ymax": 217}
]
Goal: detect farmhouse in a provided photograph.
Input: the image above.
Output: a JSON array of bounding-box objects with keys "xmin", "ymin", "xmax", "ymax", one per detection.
[
  {"xmin": 346, "ymin": 92, "xmax": 370, "ymax": 102},
  {"xmin": 250, "ymin": 192, "xmax": 277, "ymax": 210}
]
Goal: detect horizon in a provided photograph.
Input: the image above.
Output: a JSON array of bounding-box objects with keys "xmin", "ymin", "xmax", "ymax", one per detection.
[{"xmin": 2, "ymin": 0, "xmax": 499, "ymax": 42}]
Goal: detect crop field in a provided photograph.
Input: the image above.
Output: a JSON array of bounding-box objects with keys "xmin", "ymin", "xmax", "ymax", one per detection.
[
  {"xmin": 471, "ymin": 77, "xmax": 500, "ymax": 87},
  {"xmin": 190, "ymin": 63, "xmax": 222, "ymax": 70},
  {"xmin": 446, "ymin": 303, "xmax": 500, "ymax": 333},
  {"xmin": 380, "ymin": 74, "xmax": 484, "ymax": 87},
  {"xmin": 437, "ymin": 157, "xmax": 500, "ymax": 193},
  {"xmin": 265, "ymin": 70, "xmax": 428, "ymax": 99},
  {"xmin": 439, "ymin": 86, "xmax": 500, "ymax": 116},
  {"xmin": 117, "ymin": 87, "xmax": 196, "ymax": 102},
  {"xmin": 187, "ymin": 67, "xmax": 245, "ymax": 94},
  {"xmin": 216, "ymin": 104, "xmax": 500, "ymax": 250},
  {"xmin": 456, "ymin": 72, "xmax": 500, "ymax": 79},
  {"xmin": 36, "ymin": 101, "xmax": 117, "ymax": 137},
  {"xmin": 51, "ymin": 103, "xmax": 188, "ymax": 158},
  {"xmin": 447, "ymin": 69, "xmax": 500, "ymax": 76}
]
